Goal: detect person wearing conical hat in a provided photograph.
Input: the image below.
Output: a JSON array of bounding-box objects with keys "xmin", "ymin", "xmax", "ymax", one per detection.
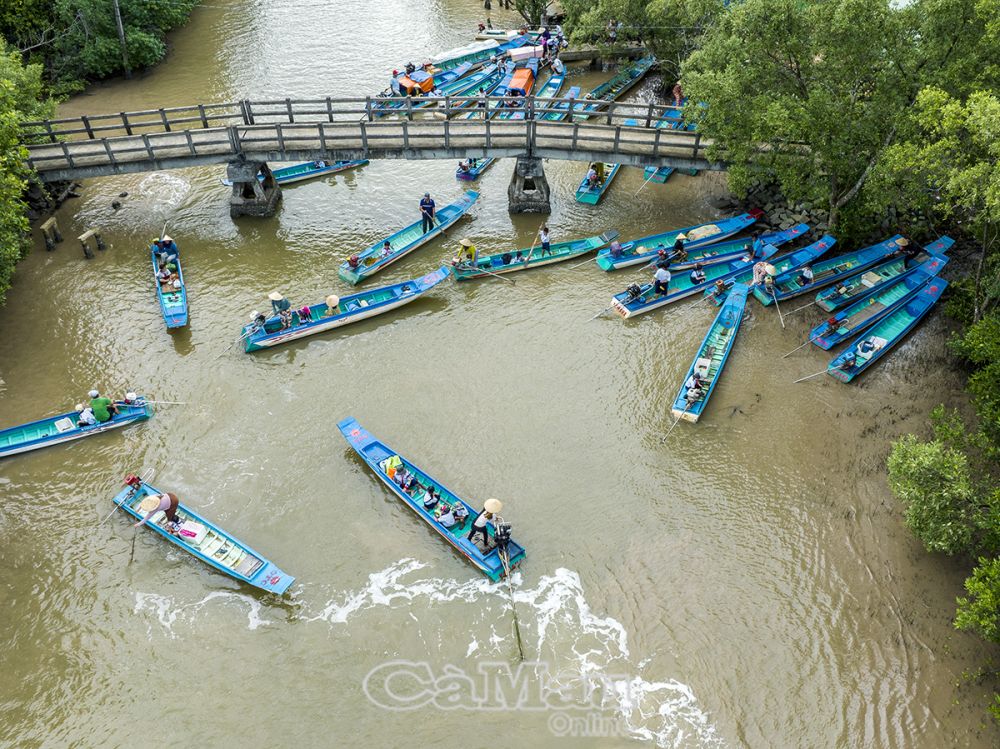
[
  {"xmin": 268, "ymin": 290, "xmax": 291, "ymax": 315},
  {"xmin": 134, "ymin": 490, "xmax": 181, "ymax": 532},
  {"xmin": 468, "ymin": 498, "xmax": 502, "ymax": 549},
  {"xmin": 457, "ymin": 237, "xmax": 477, "ymax": 265},
  {"xmin": 325, "ymin": 294, "xmax": 340, "ymax": 316},
  {"xmin": 672, "ymin": 233, "xmax": 688, "ymax": 263}
]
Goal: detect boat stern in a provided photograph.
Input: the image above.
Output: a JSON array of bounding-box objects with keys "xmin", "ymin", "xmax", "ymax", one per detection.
[
  {"xmin": 338, "ymin": 266, "xmax": 364, "ymax": 286},
  {"xmin": 251, "ymin": 562, "xmax": 296, "ymax": 595}
]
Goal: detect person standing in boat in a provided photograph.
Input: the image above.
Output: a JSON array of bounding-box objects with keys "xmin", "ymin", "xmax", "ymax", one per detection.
[
  {"xmin": 134, "ymin": 491, "xmax": 181, "ymax": 532},
  {"xmin": 653, "ymin": 263, "xmax": 672, "ymax": 295},
  {"xmin": 88, "ymin": 389, "xmax": 118, "ymax": 423},
  {"xmin": 457, "ymin": 238, "xmax": 477, "ymax": 265},
  {"xmin": 468, "ymin": 498, "xmax": 502, "ymax": 549},
  {"xmin": 419, "ymin": 193, "xmax": 436, "ymax": 233},
  {"xmin": 538, "ymin": 225, "xmax": 552, "ymax": 256}
]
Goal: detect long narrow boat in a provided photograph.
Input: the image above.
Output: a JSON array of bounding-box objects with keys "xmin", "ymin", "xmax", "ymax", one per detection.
[
  {"xmin": 571, "ymin": 55, "xmax": 657, "ymax": 122},
  {"xmin": 453, "ymin": 230, "xmax": 619, "ymax": 280},
  {"xmin": 815, "ymin": 236, "xmax": 954, "ymax": 311},
  {"xmin": 380, "ymin": 62, "xmax": 502, "ymax": 119},
  {"xmin": 458, "ymin": 68, "xmax": 515, "ymax": 120},
  {"xmin": 447, "ymin": 65, "xmax": 508, "ymax": 119},
  {"xmin": 596, "ymin": 212, "xmax": 762, "ymax": 271},
  {"xmin": 665, "ymin": 223, "xmax": 808, "ymax": 272},
  {"xmin": 151, "ymin": 242, "xmax": 188, "ymax": 328},
  {"xmin": 220, "ymin": 160, "xmax": 368, "ymax": 187},
  {"xmin": 502, "ymin": 71, "xmax": 563, "ymax": 121},
  {"xmin": 338, "ymin": 417, "xmax": 526, "ymax": 581},
  {"xmin": 0, "ymin": 397, "xmax": 153, "ymax": 459},
  {"xmin": 827, "ymin": 279, "xmax": 948, "ymax": 383},
  {"xmin": 372, "ymin": 62, "xmax": 474, "ymax": 116},
  {"xmin": 494, "ymin": 59, "xmax": 540, "ymax": 120},
  {"xmin": 455, "ymin": 157, "xmax": 496, "ymax": 181},
  {"xmin": 338, "ymin": 191, "xmax": 479, "ymax": 285},
  {"xmin": 610, "ymin": 246, "xmax": 779, "ymax": 319},
  {"xmin": 575, "ymin": 163, "xmax": 621, "ymax": 205},
  {"xmin": 474, "ymin": 28, "xmax": 542, "ymax": 41},
  {"xmin": 811, "ymin": 256, "xmax": 948, "ymax": 350},
  {"xmin": 539, "ymin": 85, "xmax": 581, "ymax": 121},
  {"xmin": 111, "ymin": 479, "xmax": 294, "ymax": 594},
  {"xmin": 426, "ymin": 35, "xmax": 530, "ymax": 75},
  {"xmin": 670, "ymin": 285, "xmax": 749, "ymax": 423},
  {"xmin": 753, "ymin": 235, "xmax": 905, "ymax": 305},
  {"xmin": 704, "ymin": 235, "xmax": 836, "ymax": 306},
  {"xmin": 243, "ymin": 267, "xmax": 451, "ymax": 352}
]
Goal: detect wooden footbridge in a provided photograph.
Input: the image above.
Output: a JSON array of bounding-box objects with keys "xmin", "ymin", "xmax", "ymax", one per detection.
[{"xmin": 22, "ymin": 96, "xmax": 718, "ymax": 183}]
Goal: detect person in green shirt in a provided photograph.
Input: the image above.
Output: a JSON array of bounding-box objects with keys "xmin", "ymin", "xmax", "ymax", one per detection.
[{"xmin": 87, "ymin": 389, "xmax": 118, "ymax": 423}]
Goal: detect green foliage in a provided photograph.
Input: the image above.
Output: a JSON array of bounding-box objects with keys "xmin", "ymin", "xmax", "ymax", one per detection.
[
  {"xmin": 888, "ymin": 435, "xmax": 981, "ymax": 555},
  {"xmin": 0, "ymin": 46, "xmax": 54, "ymax": 305},
  {"xmin": 515, "ymin": 0, "xmax": 550, "ymax": 27},
  {"xmin": 956, "ymin": 556, "xmax": 1000, "ymax": 644},
  {"xmin": 951, "ymin": 314, "xmax": 1000, "ymax": 453}
]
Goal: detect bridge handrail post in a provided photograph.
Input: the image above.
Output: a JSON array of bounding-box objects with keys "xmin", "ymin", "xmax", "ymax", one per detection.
[
  {"xmin": 693, "ymin": 131, "xmax": 701, "ymax": 159},
  {"xmin": 605, "ymin": 102, "xmax": 613, "ymax": 127},
  {"xmin": 444, "ymin": 117, "xmax": 450, "ymax": 149},
  {"xmin": 318, "ymin": 121, "xmax": 328, "ymax": 152},
  {"xmin": 198, "ymin": 104, "xmax": 209, "ymax": 129},
  {"xmin": 403, "ymin": 119, "xmax": 410, "ymax": 150},
  {"xmin": 159, "ymin": 108, "xmax": 171, "ymax": 133},
  {"xmin": 326, "ymin": 97, "xmax": 334, "ymax": 122},
  {"xmin": 443, "ymin": 95, "xmax": 450, "ymax": 120},
  {"xmin": 141, "ymin": 133, "xmax": 155, "ymax": 161},
  {"xmin": 61, "ymin": 141, "xmax": 74, "ymax": 168},
  {"xmin": 121, "ymin": 112, "xmax": 133, "ymax": 136},
  {"xmin": 527, "ymin": 95, "xmax": 534, "ymax": 121},
  {"xmin": 485, "ymin": 117, "xmax": 491, "ymax": 149},
  {"xmin": 405, "ymin": 97, "xmax": 413, "ymax": 121},
  {"xmin": 244, "ymin": 100, "xmax": 255, "ymax": 125},
  {"xmin": 526, "ymin": 119, "xmax": 534, "ymax": 155},
  {"xmin": 613, "ymin": 124, "xmax": 621, "ymax": 154},
  {"xmin": 227, "ymin": 125, "xmax": 241, "ymax": 155},
  {"xmin": 645, "ymin": 101, "xmax": 654, "ymax": 128},
  {"xmin": 365, "ymin": 96, "xmax": 373, "ymax": 122},
  {"xmin": 276, "ymin": 122, "xmax": 285, "ymax": 152},
  {"xmin": 285, "ymin": 97, "xmax": 294, "ymax": 124},
  {"xmin": 653, "ymin": 126, "xmax": 662, "ymax": 158},
  {"xmin": 82, "ymin": 116, "xmax": 94, "ymax": 140},
  {"xmin": 360, "ymin": 119, "xmax": 369, "ymax": 152}
]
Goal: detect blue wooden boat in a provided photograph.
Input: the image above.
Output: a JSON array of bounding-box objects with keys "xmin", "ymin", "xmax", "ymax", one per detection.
[
  {"xmin": 494, "ymin": 59, "xmax": 540, "ymax": 120},
  {"xmin": 539, "ymin": 85, "xmax": 582, "ymax": 121},
  {"xmin": 373, "ymin": 62, "xmax": 474, "ymax": 115},
  {"xmin": 664, "ymin": 223, "xmax": 808, "ymax": 272},
  {"xmin": 571, "ymin": 56, "xmax": 657, "ymax": 122},
  {"xmin": 596, "ymin": 212, "xmax": 762, "ymax": 271},
  {"xmin": 705, "ymin": 235, "xmax": 836, "ymax": 305},
  {"xmin": 447, "ymin": 66, "xmax": 507, "ymax": 118},
  {"xmin": 151, "ymin": 241, "xmax": 187, "ymax": 328},
  {"xmin": 338, "ymin": 191, "xmax": 479, "ymax": 285},
  {"xmin": 243, "ymin": 266, "xmax": 451, "ymax": 352},
  {"xmin": 455, "ymin": 157, "xmax": 496, "ymax": 181},
  {"xmin": 426, "ymin": 34, "xmax": 531, "ymax": 75},
  {"xmin": 220, "ymin": 160, "xmax": 368, "ymax": 187},
  {"xmin": 827, "ymin": 279, "xmax": 948, "ymax": 383},
  {"xmin": 337, "ymin": 417, "xmax": 527, "ymax": 581},
  {"xmin": 815, "ymin": 236, "xmax": 954, "ymax": 312},
  {"xmin": 811, "ymin": 255, "xmax": 948, "ymax": 350},
  {"xmin": 610, "ymin": 245, "xmax": 779, "ymax": 319},
  {"xmin": 0, "ymin": 397, "xmax": 152, "ymax": 459},
  {"xmin": 458, "ymin": 68, "xmax": 515, "ymax": 120},
  {"xmin": 753, "ymin": 235, "xmax": 904, "ymax": 305},
  {"xmin": 500, "ymin": 70, "xmax": 563, "ymax": 122},
  {"xmin": 110, "ymin": 478, "xmax": 294, "ymax": 594},
  {"xmin": 452, "ymin": 231, "xmax": 618, "ymax": 280},
  {"xmin": 670, "ymin": 284, "xmax": 749, "ymax": 423},
  {"xmin": 575, "ymin": 162, "xmax": 621, "ymax": 205}
]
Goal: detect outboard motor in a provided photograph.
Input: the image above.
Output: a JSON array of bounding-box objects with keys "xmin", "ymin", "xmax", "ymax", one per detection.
[
  {"xmin": 495, "ymin": 522, "xmax": 512, "ymax": 556},
  {"xmin": 625, "ymin": 283, "xmax": 642, "ymax": 301}
]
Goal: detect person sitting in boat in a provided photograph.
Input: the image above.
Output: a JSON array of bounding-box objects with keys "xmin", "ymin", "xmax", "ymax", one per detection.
[
  {"xmin": 457, "ymin": 238, "xmax": 477, "ymax": 265},
  {"xmin": 709, "ymin": 279, "xmax": 729, "ymax": 301},
  {"xmin": 689, "ymin": 264, "xmax": 707, "ymax": 284},
  {"xmin": 478, "ymin": 22, "xmax": 487, "ymax": 33},
  {"xmin": 390, "ymin": 72, "xmax": 402, "ymax": 96},
  {"xmin": 278, "ymin": 308, "xmax": 293, "ymax": 330},
  {"xmin": 422, "ymin": 486, "xmax": 440, "ymax": 510},
  {"xmin": 269, "ymin": 291, "xmax": 291, "ymax": 315},
  {"xmin": 296, "ymin": 305, "xmax": 311, "ymax": 325},
  {"xmin": 500, "ymin": 252, "xmax": 513, "ymax": 265},
  {"xmin": 762, "ymin": 274, "xmax": 776, "ymax": 296},
  {"xmin": 551, "ymin": 56, "xmax": 565, "ymax": 75},
  {"xmin": 381, "ymin": 241, "xmax": 393, "ymax": 258},
  {"xmin": 88, "ymin": 389, "xmax": 118, "ymax": 423},
  {"xmin": 685, "ymin": 371, "xmax": 706, "ymax": 402},
  {"xmin": 468, "ymin": 157, "xmax": 478, "ymax": 168},
  {"xmin": 134, "ymin": 491, "xmax": 181, "ymax": 533},
  {"xmin": 325, "ymin": 295, "xmax": 340, "ymax": 316},
  {"xmin": 452, "ymin": 503, "xmax": 469, "ymax": 526},
  {"xmin": 405, "ymin": 62, "xmax": 416, "ymax": 75},
  {"xmin": 839, "ymin": 351, "xmax": 857, "ymax": 370},
  {"xmin": 249, "ymin": 310, "xmax": 267, "ymax": 332},
  {"xmin": 673, "ymin": 234, "xmax": 688, "ymax": 263},
  {"xmin": 797, "ymin": 265, "xmax": 814, "ymax": 286},
  {"xmin": 514, "ymin": 250, "xmax": 524, "ymax": 262},
  {"xmin": 347, "ymin": 253, "xmax": 361, "ymax": 270},
  {"xmin": 458, "ymin": 160, "xmax": 470, "ymax": 174},
  {"xmin": 653, "ymin": 263, "xmax": 672, "ymax": 295},
  {"xmin": 586, "ymin": 166, "xmax": 599, "ymax": 188},
  {"xmin": 75, "ymin": 403, "xmax": 97, "ymax": 427},
  {"xmin": 437, "ymin": 504, "xmax": 458, "ymax": 529},
  {"xmin": 468, "ymin": 498, "xmax": 502, "ymax": 550},
  {"xmin": 156, "ymin": 264, "xmax": 171, "ymax": 289},
  {"xmin": 608, "ymin": 239, "xmax": 624, "ymax": 259}
]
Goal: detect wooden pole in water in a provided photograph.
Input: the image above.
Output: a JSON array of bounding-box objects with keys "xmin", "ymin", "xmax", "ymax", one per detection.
[
  {"xmin": 662, "ymin": 403, "xmax": 692, "ymax": 441},
  {"xmin": 771, "ymin": 288, "xmax": 786, "ymax": 329},
  {"xmin": 633, "ymin": 167, "xmax": 659, "ymax": 196},
  {"xmin": 568, "ymin": 256, "xmax": 596, "ymax": 270},
  {"xmin": 781, "ymin": 338, "xmax": 820, "ymax": 358},
  {"xmin": 793, "ymin": 369, "xmax": 829, "ymax": 384},
  {"xmin": 498, "ymin": 547, "xmax": 525, "ymax": 662},
  {"xmin": 128, "ymin": 527, "xmax": 138, "ymax": 564},
  {"xmin": 787, "ymin": 300, "xmax": 816, "ymax": 316}
]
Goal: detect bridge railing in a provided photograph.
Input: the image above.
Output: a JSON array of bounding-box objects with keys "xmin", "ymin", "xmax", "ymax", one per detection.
[{"xmin": 22, "ymin": 96, "xmax": 696, "ymax": 144}]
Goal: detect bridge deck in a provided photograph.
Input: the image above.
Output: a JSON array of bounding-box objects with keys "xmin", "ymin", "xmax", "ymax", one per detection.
[{"xmin": 22, "ymin": 96, "xmax": 718, "ymax": 181}]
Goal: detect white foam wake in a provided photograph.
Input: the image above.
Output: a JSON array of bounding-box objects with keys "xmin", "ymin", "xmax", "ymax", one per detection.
[{"xmin": 133, "ymin": 590, "xmax": 271, "ymax": 635}]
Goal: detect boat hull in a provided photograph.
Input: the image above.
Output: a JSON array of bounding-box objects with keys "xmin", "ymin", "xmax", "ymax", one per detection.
[
  {"xmin": 0, "ymin": 399, "xmax": 153, "ymax": 458},
  {"xmin": 575, "ymin": 163, "xmax": 621, "ymax": 204},
  {"xmin": 151, "ymin": 243, "xmax": 188, "ymax": 328},
  {"xmin": 337, "ymin": 418, "xmax": 526, "ymax": 581},
  {"xmin": 452, "ymin": 231, "xmax": 619, "ymax": 280},
  {"xmin": 112, "ymin": 481, "xmax": 294, "ymax": 594}
]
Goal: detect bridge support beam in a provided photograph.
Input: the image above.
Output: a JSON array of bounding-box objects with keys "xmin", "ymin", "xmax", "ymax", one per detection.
[
  {"xmin": 227, "ymin": 160, "xmax": 281, "ymax": 219},
  {"xmin": 507, "ymin": 156, "xmax": 550, "ymax": 214}
]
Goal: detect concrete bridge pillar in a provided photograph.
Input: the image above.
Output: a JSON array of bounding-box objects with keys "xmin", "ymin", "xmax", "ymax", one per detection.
[
  {"xmin": 507, "ymin": 156, "xmax": 551, "ymax": 214},
  {"xmin": 227, "ymin": 160, "xmax": 282, "ymax": 219}
]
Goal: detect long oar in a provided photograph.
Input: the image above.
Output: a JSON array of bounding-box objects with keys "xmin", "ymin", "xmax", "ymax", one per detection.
[
  {"xmin": 662, "ymin": 403, "xmax": 693, "ymax": 441},
  {"xmin": 786, "ymin": 299, "xmax": 816, "ymax": 316},
  {"xmin": 522, "ymin": 226, "xmax": 541, "ymax": 266},
  {"xmin": 498, "ymin": 544, "xmax": 526, "ymax": 662},
  {"xmin": 781, "ymin": 335, "xmax": 823, "ymax": 358},
  {"xmin": 143, "ymin": 399, "xmax": 188, "ymax": 406},
  {"xmin": 568, "ymin": 255, "xmax": 597, "ymax": 270},
  {"xmin": 633, "ymin": 167, "xmax": 659, "ymax": 197},
  {"xmin": 466, "ymin": 263, "xmax": 517, "ymax": 284},
  {"xmin": 771, "ymin": 288, "xmax": 786, "ymax": 329},
  {"xmin": 128, "ymin": 528, "xmax": 138, "ymax": 564},
  {"xmin": 793, "ymin": 369, "xmax": 829, "ymax": 384},
  {"xmin": 590, "ymin": 302, "xmax": 616, "ymax": 320}
]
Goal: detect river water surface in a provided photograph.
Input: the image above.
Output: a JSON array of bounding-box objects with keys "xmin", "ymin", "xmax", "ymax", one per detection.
[{"xmin": 2, "ymin": 1, "xmax": 998, "ymax": 747}]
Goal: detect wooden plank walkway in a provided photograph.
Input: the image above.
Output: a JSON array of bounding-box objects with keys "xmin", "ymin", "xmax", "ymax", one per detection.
[{"xmin": 22, "ymin": 96, "xmax": 719, "ymax": 181}]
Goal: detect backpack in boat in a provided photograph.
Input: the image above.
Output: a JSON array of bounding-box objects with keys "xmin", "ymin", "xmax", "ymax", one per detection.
[{"xmin": 625, "ymin": 283, "xmax": 642, "ymax": 300}]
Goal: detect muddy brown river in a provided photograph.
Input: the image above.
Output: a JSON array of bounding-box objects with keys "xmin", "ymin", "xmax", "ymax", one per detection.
[{"xmin": 1, "ymin": 1, "xmax": 997, "ymax": 747}]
